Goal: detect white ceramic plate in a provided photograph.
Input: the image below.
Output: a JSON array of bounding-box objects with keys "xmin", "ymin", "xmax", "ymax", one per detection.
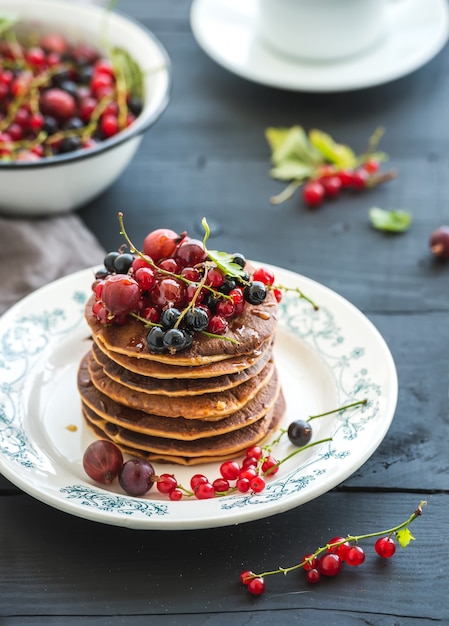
[
  {"xmin": 190, "ymin": 0, "xmax": 449, "ymax": 92},
  {"xmin": 0, "ymin": 265, "xmax": 397, "ymax": 530}
]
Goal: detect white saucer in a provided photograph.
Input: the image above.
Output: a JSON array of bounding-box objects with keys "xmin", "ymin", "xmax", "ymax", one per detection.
[{"xmin": 190, "ymin": 0, "xmax": 449, "ymax": 92}]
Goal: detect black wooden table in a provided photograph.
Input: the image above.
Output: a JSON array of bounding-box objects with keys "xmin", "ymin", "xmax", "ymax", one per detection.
[{"xmin": 2, "ymin": 1, "xmax": 449, "ymax": 623}]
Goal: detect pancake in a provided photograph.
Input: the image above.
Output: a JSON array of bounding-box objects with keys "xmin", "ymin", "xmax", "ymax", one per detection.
[
  {"xmin": 91, "ymin": 341, "xmax": 273, "ymax": 396},
  {"xmin": 85, "ymin": 287, "xmax": 278, "ymax": 365},
  {"xmin": 82, "ymin": 391, "xmax": 286, "ymax": 464},
  {"xmin": 85, "ymin": 351, "xmax": 275, "ymax": 419},
  {"xmin": 92, "ymin": 335, "xmax": 273, "ymax": 379},
  {"xmin": 79, "ymin": 366, "xmax": 281, "ymax": 440}
]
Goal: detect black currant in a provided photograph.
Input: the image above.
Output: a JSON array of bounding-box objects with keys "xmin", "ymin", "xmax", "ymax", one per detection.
[
  {"xmin": 63, "ymin": 116, "xmax": 84, "ymax": 131},
  {"xmin": 104, "ymin": 251, "xmax": 120, "ymax": 272},
  {"xmin": 287, "ymin": 420, "xmax": 312, "ymax": 447},
  {"xmin": 184, "ymin": 307, "xmax": 209, "ymax": 332},
  {"xmin": 161, "ymin": 307, "xmax": 182, "ymax": 329},
  {"xmin": 232, "ymin": 253, "xmax": 246, "ymax": 268},
  {"xmin": 236, "ymin": 270, "xmax": 250, "ymax": 285},
  {"xmin": 219, "ymin": 277, "xmax": 236, "ymax": 294},
  {"xmin": 59, "ymin": 80, "xmax": 79, "ymax": 99},
  {"xmin": 244, "ymin": 281, "xmax": 267, "ymax": 305},
  {"xmin": 113, "ymin": 253, "xmax": 134, "ymax": 274},
  {"xmin": 94, "ymin": 266, "xmax": 109, "ymax": 279},
  {"xmin": 128, "ymin": 96, "xmax": 143, "ymax": 116},
  {"xmin": 59, "ymin": 136, "xmax": 82, "ymax": 153},
  {"xmin": 147, "ymin": 327, "xmax": 166, "ymax": 353},
  {"xmin": 163, "ymin": 328, "xmax": 188, "ymax": 351}
]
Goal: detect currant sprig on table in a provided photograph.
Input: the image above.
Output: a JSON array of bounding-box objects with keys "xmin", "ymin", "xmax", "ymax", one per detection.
[
  {"xmin": 82, "ymin": 398, "xmax": 367, "ymax": 500},
  {"xmin": 240, "ymin": 501, "xmax": 427, "ymax": 596},
  {"xmin": 90, "ymin": 213, "xmax": 319, "ymax": 355},
  {"xmin": 265, "ymin": 125, "xmax": 397, "ymax": 208}
]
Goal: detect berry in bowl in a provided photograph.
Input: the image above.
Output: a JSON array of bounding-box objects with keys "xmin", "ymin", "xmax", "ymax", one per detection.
[{"xmin": 0, "ymin": 0, "xmax": 171, "ymax": 215}]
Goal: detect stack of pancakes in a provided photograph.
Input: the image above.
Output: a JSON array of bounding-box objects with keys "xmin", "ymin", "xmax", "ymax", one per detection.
[{"xmin": 78, "ymin": 289, "xmax": 285, "ymax": 465}]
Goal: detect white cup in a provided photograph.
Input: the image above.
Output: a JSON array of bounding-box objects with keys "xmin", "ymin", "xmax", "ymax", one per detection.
[{"xmin": 256, "ymin": 0, "xmax": 388, "ymax": 62}]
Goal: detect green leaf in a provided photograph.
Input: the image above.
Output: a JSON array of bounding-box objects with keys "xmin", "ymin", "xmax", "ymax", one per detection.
[
  {"xmin": 309, "ymin": 129, "xmax": 357, "ymax": 169},
  {"xmin": 207, "ymin": 250, "xmax": 247, "ymax": 278},
  {"xmin": 110, "ymin": 47, "xmax": 144, "ymax": 99},
  {"xmin": 0, "ymin": 13, "xmax": 18, "ymax": 35},
  {"xmin": 395, "ymin": 528, "xmax": 415, "ymax": 548},
  {"xmin": 201, "ymin": 218, "xmax": 246, "ymax": 279},
  {"xmin": 369, "ymin": 207, "xmax": 412, "ymax": 233},
  {"xmin": 266, "ymin": 126, "xmax": 322, "ymax": 166},
  {"xmin": 270, "ymin": 160, "xmax": 314, "ymax": 181}
]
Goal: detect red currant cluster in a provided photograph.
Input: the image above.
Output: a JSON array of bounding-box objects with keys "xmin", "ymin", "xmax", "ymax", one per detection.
[
  {"xmin": 82, "ymin": 439, "xmax": 283, "ymax": 500},
  {"xmin": 83, "ymin": 400, "xmax": 366, "ymax": 500},
  {"xmin": 159, "ymin": 445, "xmax": 282, "ymax": 501},
  {"xmin": 241, "ymin": 502, "xmax": 426, "ymax": 596},
  {"xmin": 0, "ymin": 30, "xmax": 142, "ymax": 162},
  {"xmin": 91, "ymin": 221, "xmax": 283, "ymax": 354},
  {"xmin": 302, "ymin": 159, "xmax": 392, "ymax": 209}
]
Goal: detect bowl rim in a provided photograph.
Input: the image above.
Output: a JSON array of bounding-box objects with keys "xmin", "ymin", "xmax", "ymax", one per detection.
[{"xmin": 0, "ymin": 2, "xmax": 172, "ymax": 170}]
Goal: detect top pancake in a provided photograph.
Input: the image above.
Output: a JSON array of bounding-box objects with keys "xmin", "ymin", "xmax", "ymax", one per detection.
[{"xmin": 85, "ymin": 288, "xmax": 279, "ymax": 366}]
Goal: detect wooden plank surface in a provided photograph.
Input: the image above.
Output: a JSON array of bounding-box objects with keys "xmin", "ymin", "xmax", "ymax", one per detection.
[{"xmin": 1, "ymin": 0, "xmax": 449, "ymax": 624}]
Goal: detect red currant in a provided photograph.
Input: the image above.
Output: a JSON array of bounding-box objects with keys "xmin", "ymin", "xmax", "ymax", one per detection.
[
  {"xmin": 327, "ymin": 536, "xmax": 350, "ymax": 561},
  {"xmin": 320, "ymin": 175, "xmax": 342, "ymax": 199},
  {"xmin": 302, "ymin": 554, "xmax": 318, "ymax": 572},
  {"xmin": 195, "ymin": 482, "xmax": 215, "ymax": 500},
  {"xmin": 374, "ymin": 536, "xmax": 396, "ymax": 558},
  {"xmin": 302, "ymin": 180, "xmax": 325, "ymax": 208},
  {"xmin": 261, "ymin": 456, "xmax": 279, "ymax": 476},
  {"xmin": 250, "ymin": 476, "xmax": 266, "ymax": 493},
  {"xmin": 190, "ymin": 474, "xmax": 208, "ymax": 490},
  {"xmin": 240, "ymin": 570, "xmax": 255, "ymax": 585},
  {"xmin": 252, "ymin": 267, "xmax": 275, "ymax": 286},
  {"xmin": 317, "ymin": 553, "xmax": 342, "ymax": 577},
  {"xmin": 345, "ymin": 545, "xmax": 365, "ymax": 566},
  {"xmin": 220, "ymin": 460, "xmax": 240, "ymax": 481},
  {"xmin": 156, "ymin": 473, "xmax": 177, "ymax": 495},
  {"xmin": 247, "ymin": 577, "xmax": 265, "ymax": 596},
  {"xmin": 305, "ymin": 568, "xmax": 321, "ymax": 584}
]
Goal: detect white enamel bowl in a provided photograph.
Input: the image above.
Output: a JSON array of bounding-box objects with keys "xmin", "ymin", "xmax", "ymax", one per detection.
[{"xmin": 0, "ymin": 0, "xmax": 171, "ymax": 216}]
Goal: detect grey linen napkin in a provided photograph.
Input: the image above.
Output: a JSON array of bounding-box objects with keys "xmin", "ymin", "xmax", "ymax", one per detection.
[{"xmin": 0, "ymin": 214, "xmax": 105, "ymax": 316}]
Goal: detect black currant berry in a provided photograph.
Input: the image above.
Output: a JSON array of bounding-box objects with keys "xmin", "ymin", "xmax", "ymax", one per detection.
[
  {"xmin": 161, "ymin": 307, "xmax": 182, "ymax": 329},
  {"xmin": 59, "ymin": 136, "xmax": 82, "ymax": 153},
  {"xmin": 219, "ymin": 277, "xmax": 236, "ymax": 295},
  {"xmin": 163, "ymin": 328, "xmax": 188, "ymax": 351},
  {"xmin": 244, "ymin": 281, "xmax": 268, "ymax": 305},
  {"xmin": 94, "ymin": 266, "xmax": 109, "ymax": 279},
  {"xmin": 128, "ymin": 96, "xmax": 143, "ymax": 116},
  {"xmin": 184, "ymin": 307, "xmax": 209, "ymax": 332},
  {"xmin": 232, "ymin": 253, "xmax": 246, "ymax": 268},
  {"xmin": 113, "ymin": 253, "xmax": 134, "ymax": 274},
  {"xmin": 104, "ymin": 251, "xmax": 120, "ymax": 272},
  {"xmin": 287, "ymin": 420, "xmax": 312, "ymax": 447},
  {"xmin": 147, "ymin": 327, "xmax": 166, "ymax": 353},
  {"xmin": 236, "ymin": 270, "xmax": 250, "ymax": 285}
]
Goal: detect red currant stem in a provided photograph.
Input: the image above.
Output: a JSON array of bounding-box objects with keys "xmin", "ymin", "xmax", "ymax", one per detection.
[
  {"xmin": 274, "ymin": 283, "xmax": 319, "ymax": 311},
  {"xmin": 265, "ymin": 437, "xmax": 333, "ymax": 474},
  {"xmin": 270, "ymin": 179, "xmax": 303, "ymax": 205},
  {"xmin": 251, "ymin": 501, "xmax": 427, "ymax": 579},
  {"xmin": 174, "ymin": 262, "xmax": 211, "ymax": 329},
  {"xmin": 201, "ymin": 218, "xmax": 248, "ymax": 281},
  {"xmin": 308, "ymin": 398, "xmax": 367, "ymax": 422},
  {"xmin": 130, "ymin": 313, "xmax": 162, "ymax": 328},
  {"xmin": 361, "ymin": 125, "xmax": 385, "ymax": 159},
  {"xmin": 365, "ymin": 169, "xmax": 398, "ymax": 188}
]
